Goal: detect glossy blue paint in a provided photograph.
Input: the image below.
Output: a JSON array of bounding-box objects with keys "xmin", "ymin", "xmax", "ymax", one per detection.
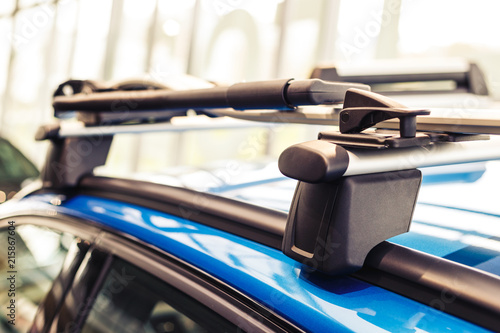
[
  {"xmin": 208, "ymin": 176, "xmax": 288, "ymax": 193},
  {"xmin": 14, "ymin": 194, "xmax": 491, "ymax": 333},
  {"xmin": 420, "ymin": 171, "xmax": 485, "ymax": 184},
  {"xmin": 420, "ymin": 163, "xmax": 486, "ymax": 185}
]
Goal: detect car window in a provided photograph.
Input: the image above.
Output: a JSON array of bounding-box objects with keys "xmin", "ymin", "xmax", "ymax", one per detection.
[
  {"xmin": 0, "ymin": 138, "xmax": 39, "ymax": 183},
  {"xmin": 81, "ymin": 257, "xmax": 239, "ymax": 333},
  {"xmin": 0, "ymin": 138, "xmax": 39, "ymax": 201},
  {"xmin": 0, "ymin": 224, "xmax": 75, "ymax": 332}
]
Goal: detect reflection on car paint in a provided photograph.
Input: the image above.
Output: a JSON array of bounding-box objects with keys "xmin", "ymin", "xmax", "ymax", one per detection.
[{"xmin": 17, "ymin": 194, "xmax": 491, "ymax": 333}]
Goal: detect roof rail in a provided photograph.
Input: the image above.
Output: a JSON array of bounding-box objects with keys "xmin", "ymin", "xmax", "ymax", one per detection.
[
  {"xmin": 71, "ymin": 175, "xmax": 500, "ymax": 332},
  {"xmin": 311, "ymin": 61, "xmax": 489, "ymax": 95}
]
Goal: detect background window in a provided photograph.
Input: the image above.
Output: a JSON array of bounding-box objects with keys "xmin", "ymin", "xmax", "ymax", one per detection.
[{"xmin": 1, "ymin": 0, "xmax": 500, "ymax": 182}]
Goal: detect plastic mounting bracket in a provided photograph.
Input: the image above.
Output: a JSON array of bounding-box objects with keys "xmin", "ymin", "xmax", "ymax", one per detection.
[
  {"xmin": 36, "ymin": 124, "xmax": 113, "ymax": 189},
  {"xmin": 279, "ymin": 89, "xmax": 428, "ymax": 276}
]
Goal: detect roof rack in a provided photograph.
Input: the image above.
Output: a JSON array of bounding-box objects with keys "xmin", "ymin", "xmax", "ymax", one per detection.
[
  {"xmin": 37, "ymin": 77, "xmax": 500, "ymax": 276},
  {"xmin": 311, "ymin": 61, "xmax": 490, "ymax": 96},
  {"xmin": 39, "ymin": 78, "xmax": 369, "ymax": 188},
  {"xmin": 52, "ymin": 78, "xmax": 369, "ymax": 125}
]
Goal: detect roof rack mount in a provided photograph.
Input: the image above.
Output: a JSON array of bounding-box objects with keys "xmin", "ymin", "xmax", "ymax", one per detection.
[
  {"xmin": 278, "ymin": 88, "xmax": 497, "ymax": 275},
  {"xmin": 38, "ymin": 78, "xmax": 500, "ymax": 275}
]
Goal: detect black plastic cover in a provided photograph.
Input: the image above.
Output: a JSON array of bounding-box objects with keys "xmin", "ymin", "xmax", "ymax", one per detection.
[
  {"xmin": 226, "ymin": 79, "xmax": 294, "ymax": 109},
  {"xmin": 278, "ymin": 140, "xmax": 349, "ymax": 183},
  {"xmin": 339, "ymin": 106, "xmax": 430, "ymax": 137},
  {"xmin": 318, "ymin": 131, "xmax": 431, "ymax": 149},
  {"xmin": 40, "ymin": 135, "xmax": 113, "ymax": 188},
  {"xmin": 282, "ymin": 169, "xmax": 422, "ymax": 275},
  {"xmin": 285, "ymin": 79, "xmax": 369, "ymax": 105}
]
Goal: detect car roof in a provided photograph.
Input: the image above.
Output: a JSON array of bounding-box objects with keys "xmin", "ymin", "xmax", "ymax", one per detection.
[{"xmin": 10, "ymin": 192, "xmax": 491, "ymax": 333}]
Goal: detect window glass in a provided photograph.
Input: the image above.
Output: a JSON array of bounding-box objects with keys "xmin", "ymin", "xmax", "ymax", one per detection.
[
  {"xmin": 19, "ymin": 0, "xmax": 41, "ymax": 8},
  {"xmin": 0, "ymin": 138, "xmax": 39, "ymax": 181},
  {"xmin": 81, "ymin": 258, "xmax": 239, "ymax": 333},
  {"xmin": 190, "ymin": 0, "xmax": 281, "ymax": 82},
  {"xmin": 275, "ymin": 0, "xmax": 328, "ymax": 79},
  {"xmin": 70, "ymin": 0, "xmax": 113, "ymax": 79},
  {"xmin": 0, "ymin": 224, "xmax": 75, "ymax": 332},
  {"xmin": 333, "ymin": 0, "xmax": 385, "ymax": 64},
  {"xmin": 149, "ymin": 0, "xmax": 195, "ymax": 78},
  {"xmin": 49, "ymin": 0, "xmax": 79, "ymax": 102},
  {"xmin": 0, "ymin": 1, "xmax": 16, "ymax": 16},
  {"xmin": 2, "ymin": 5, "xmax": 56, "ymax": 164},
  {"xmin": 0, "ymin": 138, "xmax": 39, "ymax": 200},
  {"xmin": 397, "ymin": 0, "xmax": 500, "ymax": 99},
  {"xmin": 109, "ymin": 0, "xmax": 157, "ymax": 80},
  {"xmin": 0, "ymin": 18, "xmax": 12, "ymax": 97}
]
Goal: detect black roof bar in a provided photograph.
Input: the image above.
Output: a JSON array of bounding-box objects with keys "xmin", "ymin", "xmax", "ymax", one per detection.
[
  {"xmin": 52, "ymin": 78, "xmax": 369, "ymax": 126},
  {"xmin": 38, "ymin": 84, "xmax": 500, "ymax": 190},
  {"xmin": 38, "ymin": 78, "xmax": 369, "ymax": 188},
  {"xmin": 53, "ymin": 78, "xmax": 369, "ymax": 118}
]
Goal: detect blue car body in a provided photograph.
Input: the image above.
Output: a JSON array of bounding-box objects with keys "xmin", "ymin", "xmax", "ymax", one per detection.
[{"xmin": 2, "ymin": 161, "xmax": 498, "ymax": 332}]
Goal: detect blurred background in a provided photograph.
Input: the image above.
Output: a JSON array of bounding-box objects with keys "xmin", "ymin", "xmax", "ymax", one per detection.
[{"xmin": 1, "ymin": 0, "xmax": 500, "ymax": 199}]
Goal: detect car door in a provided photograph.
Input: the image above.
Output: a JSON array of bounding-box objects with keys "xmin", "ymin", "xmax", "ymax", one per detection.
[
  {"xmin": 0, "ymin": 212, "xmax": 301, "ymax": 333},
  {"xmin": 49, "ymin": 231, "xmax": 303, "ymax": 333},
  {"xmin": 0, "ymin": 215, "xmax": 97, "ymax": 333}
]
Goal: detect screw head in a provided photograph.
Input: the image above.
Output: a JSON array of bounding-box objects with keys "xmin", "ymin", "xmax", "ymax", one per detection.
[{"xmin": 341, "ymin": 112, "xmax": 350, "ymax": 123}]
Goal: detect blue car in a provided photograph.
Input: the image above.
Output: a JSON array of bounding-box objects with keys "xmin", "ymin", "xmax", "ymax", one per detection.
[{"xmin": 1, "ymin": 75, "xmax": 500, "ymax": 333}]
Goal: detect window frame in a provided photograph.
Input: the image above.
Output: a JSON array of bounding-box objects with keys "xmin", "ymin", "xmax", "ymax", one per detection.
[
  {"xmin": 2, "ymin": 212, "xmax": 303, "ymax": 332},
  {"xmin": 79, "ymin": 231, "xmax": 304, "ymax": 333},
  {"xmin": 0, "ymin": 214, "xmax": 99, "ymax": 333}
]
